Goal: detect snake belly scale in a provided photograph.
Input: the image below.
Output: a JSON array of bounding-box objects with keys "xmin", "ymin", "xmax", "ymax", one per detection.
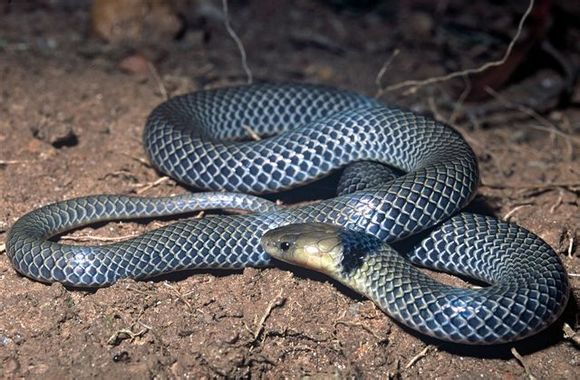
[{"xmin": 6, "ymin": 83, "xmax": 569, "ymax": 344}]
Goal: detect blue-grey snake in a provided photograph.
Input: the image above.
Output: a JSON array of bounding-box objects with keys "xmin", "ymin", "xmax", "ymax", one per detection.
[{"xmin": 6, "ymin": 83, "xmax": 569, "ymax": 344}]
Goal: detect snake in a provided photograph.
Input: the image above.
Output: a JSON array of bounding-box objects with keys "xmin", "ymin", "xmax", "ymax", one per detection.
[{"xmin": 6, "ymin": 83, "xmax": 569, "ymax": 344}]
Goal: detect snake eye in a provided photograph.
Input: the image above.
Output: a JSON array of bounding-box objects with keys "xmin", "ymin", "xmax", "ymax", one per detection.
[{"xmin": 279, "ymin": 242, "xmax": 292, "ymax": 251}]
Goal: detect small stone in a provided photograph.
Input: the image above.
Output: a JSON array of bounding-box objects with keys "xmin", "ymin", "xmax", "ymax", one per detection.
[
  {"xmin": 4, "ymin": 358, "xmax": 20, "ymax": 374},
  {"xmin": 119, "ymin": 54, "xmax": 150, "ymax": 76},
  {"xmin": 30, "ymin": 121, "xmax": 79, "ymax": 149},
  {"xmin": 91, "ymin": 0, "xmax": 183, "ymax": 45}
]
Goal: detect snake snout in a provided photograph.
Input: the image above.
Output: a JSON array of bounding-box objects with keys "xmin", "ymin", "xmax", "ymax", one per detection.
[{"xmin": 260, "ymin": 225, "xmax": 301, "ymax": 259}]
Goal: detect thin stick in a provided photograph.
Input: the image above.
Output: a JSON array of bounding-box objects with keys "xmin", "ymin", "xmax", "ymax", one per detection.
[
  {"xmin": 107, "ymin": 327, "xmax": 149, "ymax": 346},
  {"xmin": 549, "ymin": 191, "xmax": 564, "ymax": 213},
  {"xmin": 253, "ymin": 289, "xmax": 285, "ymax": 340},
  {"xmin": 0, "ymin": 159, "xmax": 35, "ymax": 165},
  {"xmin": 562, "ymin": 323, "xmax": 580, "ymax": 346},
  {"xmin": 222, "ymin": 0, "xmax": 253, "ymax": 84},
  {"xmin": 375, "ymin": 49, "xmax": 400, "ymax": 98},
  {"xmin": 163, "ymin": 282, "xmax": 194, "ymax": 310},
  {"xmin": 134, "ymin": 176, "xmax": 170, "ymax": 194},
  {"xmin": 511, "ymin": 347, "xmax": 537, "ymax": 380},
  {"xmin": 382, "ymin": 0, "xmax": 534, "ymax": 95},
  {"xmin": 405, "ymin": 345, "xmax": 435, "ymax": 369},
  {"xmin": 61, "ymin": 234, "xmax": 139, "ymax": 243},
  {"xmin": 147, "ymin": 62, "xmax": 169, "ymax": 100},
  {"xmin": 448, "ymin": 75, "xmax": 472, "ymax": 125},
  {"xmin": 503, "ymin": 204, "xmax": 532, "ymax": 221},
  {"xmin": 427, "ymin": 96, "xmax": 447, "ymax": 123},
  {"xmin": 243, "ymin": 125, "xmax": 262, "ymax": 141}
]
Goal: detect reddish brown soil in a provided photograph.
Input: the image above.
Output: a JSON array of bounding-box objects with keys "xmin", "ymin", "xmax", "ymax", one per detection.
[{"xmin": 1, "ymin": 2, "xmax": 578, "ymax": 378}]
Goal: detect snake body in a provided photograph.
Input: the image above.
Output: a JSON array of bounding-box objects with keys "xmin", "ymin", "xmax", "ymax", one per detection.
[{"xmin": 6, "ymin": 83, "xmax": 569, "ymax": 344}]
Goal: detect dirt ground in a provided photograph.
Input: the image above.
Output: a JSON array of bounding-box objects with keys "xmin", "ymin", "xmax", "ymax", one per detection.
[{"xmin": 0, "ymin": 1, "xmax": 579, "ymax": 378}]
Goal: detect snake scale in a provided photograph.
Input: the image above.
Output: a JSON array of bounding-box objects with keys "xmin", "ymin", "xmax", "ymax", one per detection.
[{"xmin": 6, "ymin": 83, "xmax": 569, "ymax": 344}]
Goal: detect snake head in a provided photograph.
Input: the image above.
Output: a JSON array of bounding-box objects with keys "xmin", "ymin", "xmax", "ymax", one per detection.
[
  {"xmin": 261, "ymin": 223, "xmax": 343, "ymax": 275},
  {"xmin": 261, "ymin": 223, "xmax": 381, "ymax": 277}
]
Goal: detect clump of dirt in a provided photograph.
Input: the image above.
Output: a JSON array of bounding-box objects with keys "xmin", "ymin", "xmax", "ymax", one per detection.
[{"xmin": 0, "ymin": 1, "xmax": 578, "ymax": 378}]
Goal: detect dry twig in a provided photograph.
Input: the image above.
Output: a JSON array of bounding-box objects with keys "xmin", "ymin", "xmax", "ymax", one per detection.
[
  {"xmin": 448, "ymin": 75, "xmax": 472, "ymax": 125},
  {"xmin": 563, "ymin": 323, "xmax": 580, "ymax": 347},
  {"xmin": 253, "ymin": 289, "xmax": 285, "ymax": 340},
  {"xmin": 405, "ymin": 345, "xmax": 435, "ymax": 369},
  {"xmin": 61, "ymin": 234, "xmax": 139, "ymax": 243},
  {"xmin": 147, "ymin": 62, "xmax": 169, "ymax": 100},
  {"xmin": 503, "ymin": 204, "xmax": 533, "ymax": 221},
  {"xmin": 164, "ymin": 282, "xmax": 194, "ymax": 311},
  {"xmin": 222, "ymin": 0, "xmax": 253, "ymax": 84},
  {"xmin": 427, "ymin": 96, "xmax": 447, "ymax": 124},
  {"xmin": 380, "ymin": 0, "xmax": 535, "ymax": 95},
  {"xmin": 133, "ymin": 176, "xmax": 170, "ymax": 194},
  {"xmin": 375, "ymin": 49, "xmax": 400, "ymax": 98},
  {"xmin": 244, "ymin": 125, "xmax": 262, "ymax": 141},
  {"xmin": 107, "ymin": 327, "xmax": 149, "ymax": 346},
  {"xmin": 0, "ymin": 159, "xmax": 35, "ymax": 165},
  {"xmin": 549, "ymin": 190, "xmax": 564, "ymax": 213},
  {"xmin": 511, "ymin": 347, "xmax": 537, "ymax": 380}
]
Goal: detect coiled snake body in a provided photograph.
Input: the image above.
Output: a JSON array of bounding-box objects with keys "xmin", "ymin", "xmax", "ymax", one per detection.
[{"xmin": 6, "ymin": 83, "xmax": 569, "ymax": 344}]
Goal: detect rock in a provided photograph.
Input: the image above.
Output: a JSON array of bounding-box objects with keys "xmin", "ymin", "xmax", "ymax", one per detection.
[
  {"xmin": 91, "ymin": 0, "xmax": 183, "ymax": 45},
  {"xmin": 30, "ymin": 120, "xmax": 78, "ymax": 149},
  {"xmin": 118, "ymin": 53, "xmax": 150, "ymax": 76}
]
